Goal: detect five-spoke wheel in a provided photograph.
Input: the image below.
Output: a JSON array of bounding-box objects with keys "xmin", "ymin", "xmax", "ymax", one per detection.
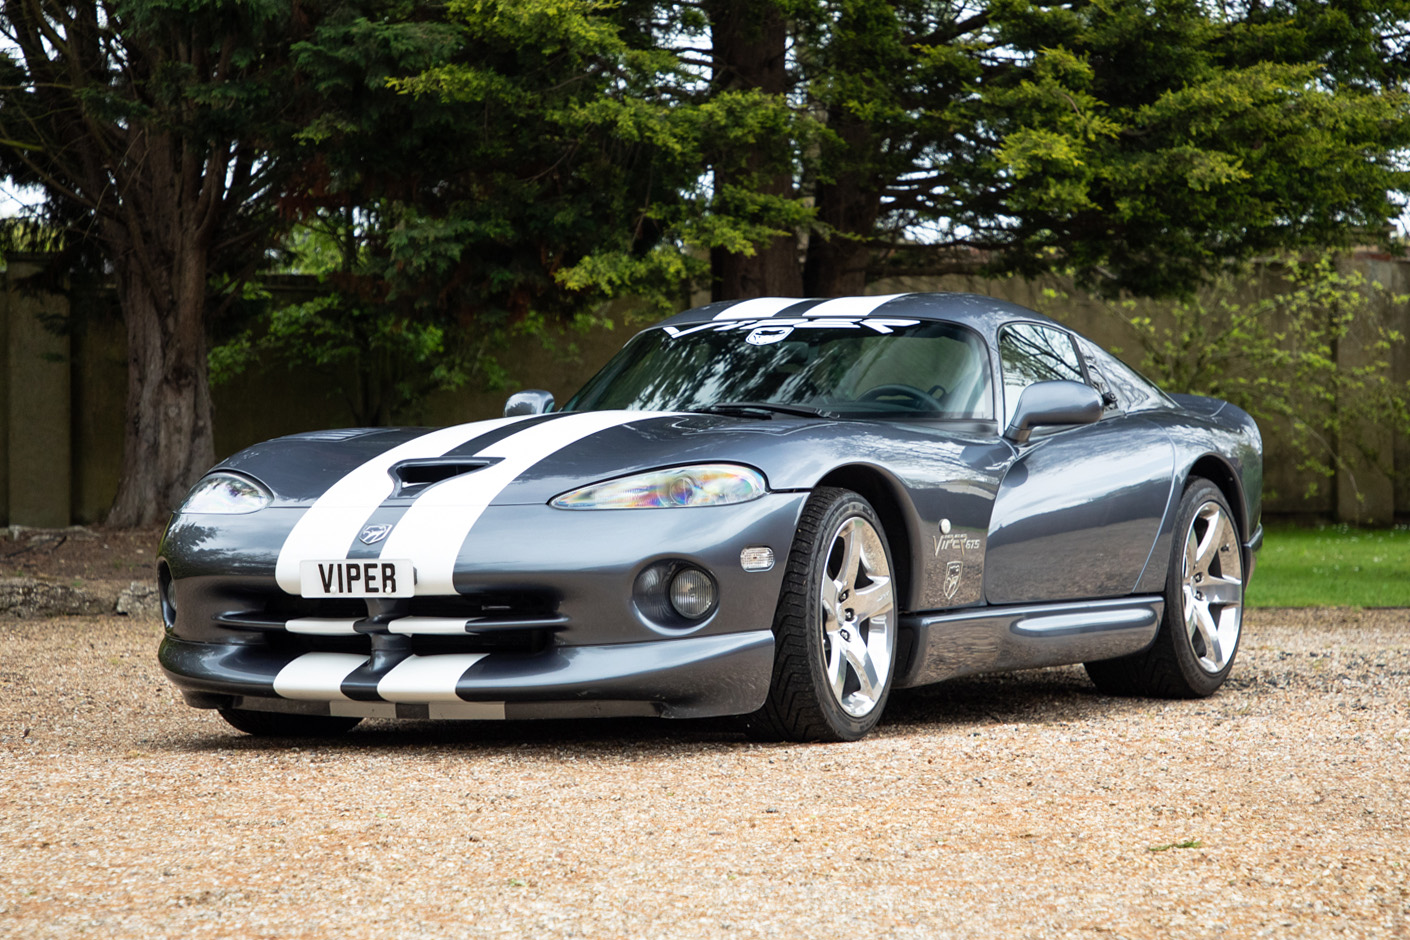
[
  {"xmin": 749, "ymin": 487, "xmax": 897, "ymax": 741},
  {"xmin": 1181, "ymin": 498, "xmax": 1244, "ymax": 675}
]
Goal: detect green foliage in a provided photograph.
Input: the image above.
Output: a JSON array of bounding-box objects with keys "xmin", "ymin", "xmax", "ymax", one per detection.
[
  {"xmin": 1124, "ymin": 253, "xmax": 1410, "ymax": 502},
  {"xmin": 1248, "ymin": 524, "xmax": 1410, "ymax": 608},
  {"xmin": 211, "ymin": 292, "xmax": 470, "ymax": 427}
]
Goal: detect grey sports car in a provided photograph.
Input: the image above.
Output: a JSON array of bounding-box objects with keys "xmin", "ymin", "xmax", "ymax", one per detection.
[{"xmin": 158, "ymin": 292, "xmax": 1262, "ymax": 741}]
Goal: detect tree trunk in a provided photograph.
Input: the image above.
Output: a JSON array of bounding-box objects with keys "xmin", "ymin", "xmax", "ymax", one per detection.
[
  {"xmin": 707, "ymin": 0, "xmax": 803, "ymax": 301},
  {"xmin": 105, "ymin": 233, "xmax": 216, "ymax": 527},
  {"xmin": 803, "ymin": 115, "xmax": 882, "ymax": 297}
]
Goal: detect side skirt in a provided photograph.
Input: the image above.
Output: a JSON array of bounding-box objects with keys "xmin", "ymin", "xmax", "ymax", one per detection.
[{"xmin": 895, "ymin": 596, "xmax": 1164, "ymax": 689}]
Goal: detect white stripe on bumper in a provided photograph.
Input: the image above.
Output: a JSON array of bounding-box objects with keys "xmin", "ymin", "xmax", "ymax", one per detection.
[
  {"xmin": 376, "ymin": 654, "xmax": 489, "ymax": 702},
  {"xmin": 286, "ymin": 618, "xmax": 361, "ymax": 636},
  {"xmin": 272, "ymin": 653, "xmax": 366, "ymax": 701}
]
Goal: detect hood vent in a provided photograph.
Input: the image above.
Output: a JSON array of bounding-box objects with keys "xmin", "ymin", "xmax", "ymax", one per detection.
[{"xmin": 392, "ymin": 458, "xmax": 498, "ymax": 496}]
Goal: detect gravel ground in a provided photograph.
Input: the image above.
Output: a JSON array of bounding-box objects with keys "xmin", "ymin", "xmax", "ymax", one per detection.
[{"xmin": 1, "ymin": 608, "xmax": 1406, "ymax": 939}]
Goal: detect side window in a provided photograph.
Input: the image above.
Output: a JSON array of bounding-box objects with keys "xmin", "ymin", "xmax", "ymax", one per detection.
[
  {"xmin": 1076, "ymin": 337, "xmax": 1173, "ymax": 413},
  {"xmin": 999, "ymin": 323, "xmax": 1084, "ymax": 426}
]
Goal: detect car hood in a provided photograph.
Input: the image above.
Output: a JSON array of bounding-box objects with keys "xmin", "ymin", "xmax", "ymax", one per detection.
[{"xmin": 216, "ymin": 410, "xmax": 997, "ymax": 508}]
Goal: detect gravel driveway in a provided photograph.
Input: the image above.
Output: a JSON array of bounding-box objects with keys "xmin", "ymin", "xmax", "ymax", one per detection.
[{"xmin": 1, "ymin": 608, "xmax": 1406, "ymax": 939}]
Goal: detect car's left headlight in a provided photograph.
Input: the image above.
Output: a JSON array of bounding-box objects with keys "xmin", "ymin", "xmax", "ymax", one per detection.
[
  {"xmin": 551, "ymin": 464, "xmax": 767, "ymax": 510},
  {"xmin": 179, "ymin": 471, "xmax": 273, "ymax": 514}
]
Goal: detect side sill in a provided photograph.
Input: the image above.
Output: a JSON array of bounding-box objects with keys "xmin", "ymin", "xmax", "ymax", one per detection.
[{"xmin": 895, "ymin": 596, "xmax": 1164, "ymax": 689}]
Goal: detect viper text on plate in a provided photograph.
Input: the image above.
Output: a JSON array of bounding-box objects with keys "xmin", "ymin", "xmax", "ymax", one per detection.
[{"xmin": 158, "ymin": 293, "xmax": 1263, "ymax": 741}]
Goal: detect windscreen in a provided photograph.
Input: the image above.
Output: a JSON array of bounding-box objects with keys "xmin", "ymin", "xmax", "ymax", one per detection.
[{"xmin": 564, "ymin": 320, "xmax": 994, "ymax": 420}]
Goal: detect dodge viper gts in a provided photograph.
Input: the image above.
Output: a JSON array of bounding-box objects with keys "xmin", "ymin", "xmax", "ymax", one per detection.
[{"xmin": 158, "ymin": 292, "xmax": 1263, "ymax": 741}]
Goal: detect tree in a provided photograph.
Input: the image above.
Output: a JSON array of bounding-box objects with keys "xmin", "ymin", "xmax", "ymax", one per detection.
[
  {"xmin": 233, "ymin": 0, "xmax": 730, "ymax": 415},
  {"xmin": 561, "ymin": 0, "xmax": 1410, "ymax": 301},
  {"xmin": 0, "ymin": 0, "xmax": 308, "ymax": 525},
  {"xmin": 1122, "ymin": 252, "xmax": 1410, "ymax": 507}
]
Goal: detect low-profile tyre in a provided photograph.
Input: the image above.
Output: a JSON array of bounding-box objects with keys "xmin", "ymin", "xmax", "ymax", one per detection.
[
  {"xmin": 747, "ymin": 487, "xmax": 898, "ymax": 742},
  {"xmin": 218, "ymin": 707, "xmax": 363, "ymax": 737},
  {"xmin": 1085, "ymin": 478, "xmax": 1244, "ymax": 698}
]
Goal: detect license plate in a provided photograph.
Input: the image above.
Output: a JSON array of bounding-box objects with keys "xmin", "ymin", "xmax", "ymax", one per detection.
[{"xmin": 300, "ymin": 559, "xmax": 415, "ymax": 598}]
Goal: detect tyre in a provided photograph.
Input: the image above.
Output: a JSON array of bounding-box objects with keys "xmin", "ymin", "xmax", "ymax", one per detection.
[
  {"xmin": 748, "ymin": 487, "xmax": 898, "ymax": 741},
  {"xmin": 218, "ymin": 707, "xmax": 363, "ymax": 737},
  {"xmin": 1085, "ymin": 479, "xmax": 1244, "ymax": 698}
]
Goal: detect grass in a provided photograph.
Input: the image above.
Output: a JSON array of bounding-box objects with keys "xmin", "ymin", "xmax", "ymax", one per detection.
[
  {"xmin": 1247, "ymin": 524, "xmax": 1410, "ymax": 608},
  {"xmin": 1148, "ymin": 840, "xmax": 1203, "ymax": 853}
]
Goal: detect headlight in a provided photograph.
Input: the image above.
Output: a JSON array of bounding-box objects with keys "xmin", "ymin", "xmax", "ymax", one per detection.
[
  {"xmin": 179, "ymin": 472, "xmax": 273, "ymax": 514},
  {"xmin": 550, "ymin": 464, "xmax": 766, "ymax": 510}
]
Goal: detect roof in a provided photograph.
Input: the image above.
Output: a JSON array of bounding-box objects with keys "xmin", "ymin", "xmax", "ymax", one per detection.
[{"xmin": 656, "ymin": 292, "xmax": 1063, "ymax": 334}]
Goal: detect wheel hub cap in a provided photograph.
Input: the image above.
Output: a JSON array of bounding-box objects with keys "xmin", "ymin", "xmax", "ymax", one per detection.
[
  {"xmin": 819, "ymin": 516, "xmax": 895, "ymax": 718},
  {"xmin": 1181, "ymin": 501, "xmax": 1244, "ymax": 674}
]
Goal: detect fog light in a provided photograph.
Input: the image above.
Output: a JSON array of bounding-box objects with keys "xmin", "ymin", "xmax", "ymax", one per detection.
[
  {"xmin": 669, "ymin": 568, "xmax": 716, "ymax": 619},
  {"xmin": 740, "ymin": 546, "xmax": 775, "ymax": 572}
]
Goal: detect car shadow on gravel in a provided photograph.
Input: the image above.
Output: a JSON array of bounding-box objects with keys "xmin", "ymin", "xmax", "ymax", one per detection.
[{"xmin": 166, "ymin": 665, "xmax": 1148, "ymax": 756}]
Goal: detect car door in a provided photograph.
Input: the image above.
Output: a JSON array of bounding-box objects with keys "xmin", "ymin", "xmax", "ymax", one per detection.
[{"xmin": 983, "ymin": 322, "xmax": 1176, "ymax": 605}]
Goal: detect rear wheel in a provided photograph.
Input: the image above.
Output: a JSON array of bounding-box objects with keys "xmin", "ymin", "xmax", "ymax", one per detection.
[
  {"xmin": 1085, "ymin": 479, "xmax": 1244, "ymax": 697},
  {"xmin": 748, "ymin": 487, "xmax": 898, "ymax": 742},
  {"xmin": 218, "ymin": 707, "xmax": 363, "ymax": 737}
]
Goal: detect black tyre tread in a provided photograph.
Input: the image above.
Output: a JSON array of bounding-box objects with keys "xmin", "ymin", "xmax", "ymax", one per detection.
[
  {"xmin": 218, "ymin": 707, "xmax": 362, "ymax": 737},
  {"xmin": 746, "ymin": 487, "xmax": 892, "ymax": 743},
  {"xmin": 1084, "ymin": 479, "xmax": 1239, "ymax": 700}
]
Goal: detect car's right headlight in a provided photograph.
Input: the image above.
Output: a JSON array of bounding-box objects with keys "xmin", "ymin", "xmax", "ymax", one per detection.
[
  {"xmin": 179, "ymin": 472, "xmax": 273, "ymax": 514},
  {"xmin": 550, "ymin": 464, "xmax": 767, "ymax": 509}
]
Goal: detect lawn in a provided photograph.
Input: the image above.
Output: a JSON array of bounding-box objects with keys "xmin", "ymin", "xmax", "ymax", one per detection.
[{"xmin": 1247, "ymin": 523, "xmax": 1410, "ymax": 608}]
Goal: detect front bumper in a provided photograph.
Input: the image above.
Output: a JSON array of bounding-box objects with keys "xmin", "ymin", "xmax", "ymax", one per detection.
[
  {"xmin": 160, "ymin": 629, "xmax": 774, "ymax": 720},
  {"xmin": 159, "ymin": 493, "xmax": 805, "ymax": 720}
]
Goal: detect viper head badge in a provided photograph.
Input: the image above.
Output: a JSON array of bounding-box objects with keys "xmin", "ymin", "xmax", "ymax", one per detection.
[{"xmin": 359, "ymin": 523, "xmax": 393, "ymax": 545}]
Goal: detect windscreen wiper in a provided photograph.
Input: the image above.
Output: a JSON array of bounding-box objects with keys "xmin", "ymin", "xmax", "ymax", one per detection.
[{"xmin": 691, "ymin": 401, "xmax": 834, "ymax": 420}]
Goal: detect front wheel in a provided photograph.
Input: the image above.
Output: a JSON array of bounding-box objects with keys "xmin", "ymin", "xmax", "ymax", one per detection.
[
  {"xmin": 747, "ymin": 487, "xmax": 898, "ymax": 742},
  {"xmin": 1085, "ymin": 479, "xmax": 1244, "ymax": 697}
]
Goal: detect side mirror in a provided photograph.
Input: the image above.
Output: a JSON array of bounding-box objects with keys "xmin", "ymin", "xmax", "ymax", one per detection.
[
  {"xmin": 504, "ymin": 389, "xmax": 556, "ymax": 417},
  {"xmin": 1004, "ymin": 380, "xmax": 1102, "ymax": 443}
]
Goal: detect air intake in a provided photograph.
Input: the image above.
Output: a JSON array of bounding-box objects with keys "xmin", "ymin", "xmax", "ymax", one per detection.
[{"xmin": 391, "ymin": 459, "xmax": 497, "ymax": 495}]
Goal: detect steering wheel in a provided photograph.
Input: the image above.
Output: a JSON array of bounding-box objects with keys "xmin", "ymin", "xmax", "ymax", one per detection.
[{"xmin": 856, "ymin": 384, "xmax": 946, "ymax": 413}]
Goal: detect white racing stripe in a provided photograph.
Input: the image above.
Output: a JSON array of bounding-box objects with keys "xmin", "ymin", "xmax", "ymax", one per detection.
[
  {"xmin": 379, "ymin": 410, "xmax": 658, "ymax": 594},
  {"xmin": 376, "ymin": 654, "xmax": 489, "ymax": 702},
  {"xmin": 272, "ymin": 652, "xmax": 367, "ymax": 701},
  {"xmin": 286, "ymin": 618, "xmax": 361, "ymax": 636},
  {"xmin": 712, "ymin": 297, "xmax": 809, "ymax": 320},
  {"xmin": 275, "ymin": 416, "xmax": 527, "ymax": 593},
  {"xmin": 387, "ymin": 617, "xmax": 481, "ymax": 635},
  {"xmin": 801, "ymin": 294, "xmax": 909, "ymax": 318}
]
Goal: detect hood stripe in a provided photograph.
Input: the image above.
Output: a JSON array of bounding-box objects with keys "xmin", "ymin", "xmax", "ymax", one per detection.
[
  {"xmin": 274, "ymin": 415, "xmax": 533, "ymax": 593},
  {"xmin": 379, "ymin": 410, "xmax": 659, "ymax": 594}
]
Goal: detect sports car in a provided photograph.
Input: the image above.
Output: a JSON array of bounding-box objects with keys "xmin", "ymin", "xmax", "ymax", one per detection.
[{"xmin": 158, "ymin": 292, "xmax": 1262, "ymax": 741}]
